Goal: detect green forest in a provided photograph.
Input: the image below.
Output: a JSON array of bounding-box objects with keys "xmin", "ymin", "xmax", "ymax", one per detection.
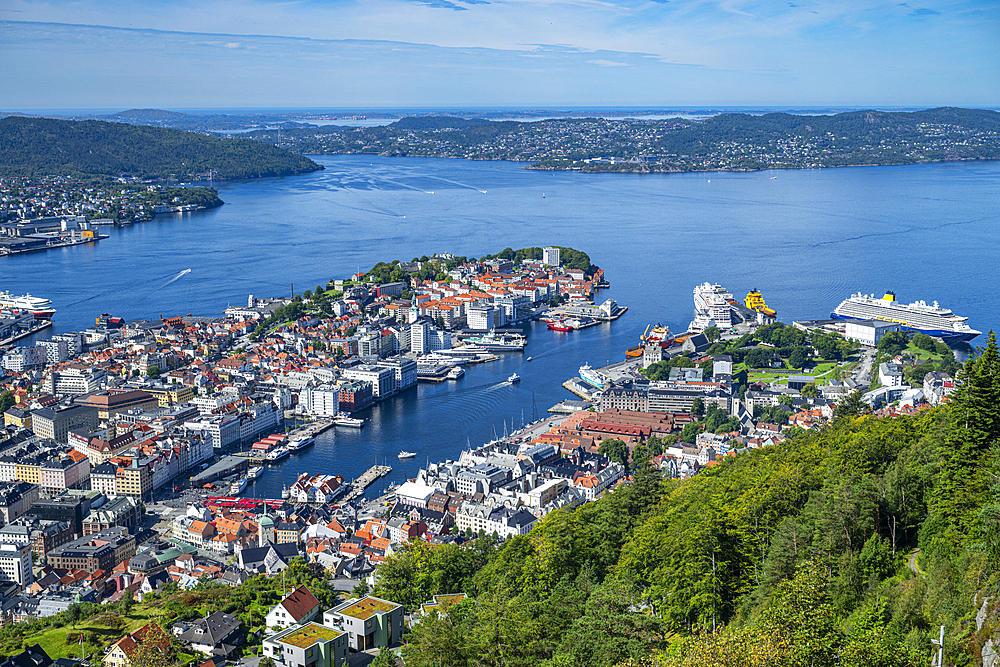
[
  {"xmin": 371, "ymin": 333, "xmax": 1000, "ymax": 667},
  {"xmin": 0, "ymin": 117, "xmax": 323, "ymax": 180}
]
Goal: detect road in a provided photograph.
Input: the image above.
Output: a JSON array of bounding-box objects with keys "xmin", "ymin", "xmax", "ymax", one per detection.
[{"xmin": 853, "ymin": 349, "xmax": 876, "ymax": 387}]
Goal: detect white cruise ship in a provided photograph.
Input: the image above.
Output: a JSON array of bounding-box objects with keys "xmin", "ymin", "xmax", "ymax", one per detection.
[
  {"xmin": 832, "ymin": 292, "xmax": 980, "ymax": 343},
  {"xmin": 0, "ymin": 292, "xmax": 56, "ymax": 319},
  {"xmin": 459, "ymin": 330, "xmax": 526, "ymax": 351},
  {"xmin": 692, "ymin": 283, "xmax": 734, "ymax": 330}
]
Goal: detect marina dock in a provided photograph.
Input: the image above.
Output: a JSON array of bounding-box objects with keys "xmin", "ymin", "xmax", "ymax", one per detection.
[{"xmin": 342, "ymin": 464, "xmax": 393, "ymax": 502}]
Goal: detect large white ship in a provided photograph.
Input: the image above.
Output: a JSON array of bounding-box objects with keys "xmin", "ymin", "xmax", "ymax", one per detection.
[
  {"xmin": 692, "ymin": 283, "xmax": 735, "ymax": 330},
  {"xmin": 459, "ymin": 330, "xmax": 526, "ymax": 351},
  {"xmin": 832, "ymin": 292, "xmax": 980, "ymax": 344},
  {"xmin": 0, "ymin": 292, "xmax": 56, "ymax": 320}
]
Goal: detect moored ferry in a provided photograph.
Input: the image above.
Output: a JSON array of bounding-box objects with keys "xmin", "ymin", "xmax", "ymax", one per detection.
[
  {"xmin": 832, "ymin": 292, "xmax": 980, "ymax": 343},
  {"xmin": 0, "ymin": 292, "xmax": 56, "ymax": 319}
]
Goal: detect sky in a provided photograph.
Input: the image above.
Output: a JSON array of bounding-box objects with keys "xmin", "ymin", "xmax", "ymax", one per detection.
[{"xmin": 1, "ymin": 0, "xmax": 997, "ymax": 110}]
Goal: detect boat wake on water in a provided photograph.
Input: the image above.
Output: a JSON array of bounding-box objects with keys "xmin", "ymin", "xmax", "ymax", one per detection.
[
  {"xmin": 64, "ymin": 268, "xmax": 194, "ymax": 307},
  {"xmin": 423, "ymin": 175, "xmax": 487, "ymax": 194},
  {"xmin": 161, "ymin": 268, "xmax": 192, "ymax": 288}
]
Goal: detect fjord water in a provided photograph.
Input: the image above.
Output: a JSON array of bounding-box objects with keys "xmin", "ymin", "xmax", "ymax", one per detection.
[{"xmin": 5, "ymin": 156, "xmax": 998, "ymax": 497}]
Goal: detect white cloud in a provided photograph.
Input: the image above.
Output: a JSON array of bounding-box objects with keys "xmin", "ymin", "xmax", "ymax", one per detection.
[{"xmin": 588, "ymin": 59, "xmax": 630, "ymax": 66}]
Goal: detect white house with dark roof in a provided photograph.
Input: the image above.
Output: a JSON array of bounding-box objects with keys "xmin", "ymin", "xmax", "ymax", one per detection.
[{"xmin": 265, "ymin": 585, "xmax": 321, "ymax": 630}]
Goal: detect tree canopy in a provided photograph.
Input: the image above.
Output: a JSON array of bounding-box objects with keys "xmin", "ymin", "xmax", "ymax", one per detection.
[{"xmin": 0, "ymin": 117, "xmax": 323, "ymax": 179}]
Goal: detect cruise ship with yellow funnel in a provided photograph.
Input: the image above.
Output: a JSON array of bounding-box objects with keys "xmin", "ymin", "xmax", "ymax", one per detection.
[{"xmin": 832, "ymin": 291, "xmax": 979, "ymax": 344}]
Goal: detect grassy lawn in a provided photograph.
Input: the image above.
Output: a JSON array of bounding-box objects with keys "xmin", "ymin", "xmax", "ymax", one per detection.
[
  {"xmin": 904, "ymin": 341, "xmax": 947, "ymax": 361},
  {"xmin": 747, "ymin": 360, "xmax": 847, "ymax": 386},
  {"xmin": 3, "ymin": 616, "xmax": 133, "ymax": 661},
  {"xmin": 0, "ymin": 589, "xmax": 231, "ymax": 660}
]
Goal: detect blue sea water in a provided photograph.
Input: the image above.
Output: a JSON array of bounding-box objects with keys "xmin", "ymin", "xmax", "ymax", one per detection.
[{"xmin": 3, "ymin": 156, "xmax": 998, "ymax": 497}]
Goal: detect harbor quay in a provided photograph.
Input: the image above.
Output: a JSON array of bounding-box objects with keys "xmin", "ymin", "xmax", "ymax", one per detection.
[
  {"xmin": 0, "ymin": 244, "xmax": 643, "ymax": 606},
  {"xmin": 0, "ymin": 239, "xmax": 973, "ymax": 635}
]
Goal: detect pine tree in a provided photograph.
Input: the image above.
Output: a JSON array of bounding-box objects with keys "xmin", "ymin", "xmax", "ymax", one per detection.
[{"xmin": 932, "ymin": 331, "xmax": 1000, "ymax": 530}]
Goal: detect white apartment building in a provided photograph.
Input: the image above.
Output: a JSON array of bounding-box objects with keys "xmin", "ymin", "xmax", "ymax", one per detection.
[
  {"xmin": 0, "ymin": 542, "xmax": 33, "ymax": 589},
  {"xmin": 301, "ymin": 384, "xmax": 341, "ymax": 418},
  {"xmin": 467, "ymin": 306, "xmax": 499, "ymax": 331},
  {"xmin": 2, "ymin": 346, "xmax": 46, "ymax": 372},
  {"xmin": 45, "ymin": 365, "xmax": 108, "ymax": 395},
  {"xmin": 543, "ymin": 246, "xmax": 560, "ymax": 267},
  {"xmin": 342, "ymin": 366, "xmax": 395, "ymax": 400},
  {"xmin": 183, "ymin": 414, "xmax": 241, "ymax": 449},
  {"xmin": 36, "ymin": 339, "xmax": 69, "ymax": 365},
  {"xmin": 377, "ymin": 357, "xmax": 417, "ymax": 393}
]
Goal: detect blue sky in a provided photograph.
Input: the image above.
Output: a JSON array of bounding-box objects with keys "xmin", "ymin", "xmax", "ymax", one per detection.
[{"xmin": 1, "ymin": 0, "xmax": 997, "ymax": 109}]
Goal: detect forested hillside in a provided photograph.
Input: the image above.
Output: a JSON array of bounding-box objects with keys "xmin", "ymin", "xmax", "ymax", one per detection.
[
  {"xmin": 375, "ymin": 333, "xmax": 1000, "ymax": 667},
  {"xmin": 245, "ymin": 107, "xmax": 1000, "ymax": 172},
  {"xmin": 0, "ymin": 117, "xmax": 323, "ymax": 180}
]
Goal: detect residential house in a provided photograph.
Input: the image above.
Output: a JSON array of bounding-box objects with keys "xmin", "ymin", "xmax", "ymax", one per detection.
[
  {"xmin": 322, "ymin": 596, "xmax": 404, "ymax": 651},
  {"xmin": 265, "ymin": 585, "xmax": 322, "ymax": 630}
]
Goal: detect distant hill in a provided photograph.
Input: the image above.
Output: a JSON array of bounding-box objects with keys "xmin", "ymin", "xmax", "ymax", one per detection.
[
  {"xmin": 0, "ymin": 117, "xmax": 323, "ymax": 180},
  {"xmin": 244, "ymin": 107, "xmax": 1000, "ymax": 171},
  {"xmin": 106, "ymin": 108, "xmax": 193, "ymax": 122},
  {"xmin": 390, "ymin": 116, "xmax": 493, "ymax": 131}
]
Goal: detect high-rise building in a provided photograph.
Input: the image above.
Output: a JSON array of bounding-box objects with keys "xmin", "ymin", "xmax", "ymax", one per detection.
[{"xmin": 543, "ymin": 247, "xmax": 560, "ymax": 267}]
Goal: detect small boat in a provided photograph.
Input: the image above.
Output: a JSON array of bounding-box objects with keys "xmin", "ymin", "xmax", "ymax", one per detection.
[
  {"xmin": 290, "ymin": 436, "xmax": 314, "ymax": 451},
  {"xmin": 526, "ymin": 356, "xmax": 532, "ymax": 362},
  {"xmin": 447, "ymin": 366, "xmax": 465, "ymax": 380},
  {"xmin": 247, "ymin": 466, "xmax": 264, "ymax": 480},
  {"xmin": 398, "ymin": 451, "xmax": 416, "ymax": 460},
  {"xmin": 508, "ymin": 373, "xmax": 521, "ymax": 383}
]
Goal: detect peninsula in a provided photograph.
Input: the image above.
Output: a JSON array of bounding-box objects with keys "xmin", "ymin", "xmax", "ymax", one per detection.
[
  {"xmin": 246, "ymin": 107, "xmax": 1000, "ymax": 173},
  {"xmin": 0, "ymin": 117, "xmax": 324, "ymax": 180}
]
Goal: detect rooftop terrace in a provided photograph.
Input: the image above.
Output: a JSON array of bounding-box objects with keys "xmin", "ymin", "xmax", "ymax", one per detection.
[
  {"xmin": 338, "ymin": 597, "xmax": 399, "ymax": 621},
  {"xmin": 280, "ymin": 622, "xmax": 343, "ymax": 648}
]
